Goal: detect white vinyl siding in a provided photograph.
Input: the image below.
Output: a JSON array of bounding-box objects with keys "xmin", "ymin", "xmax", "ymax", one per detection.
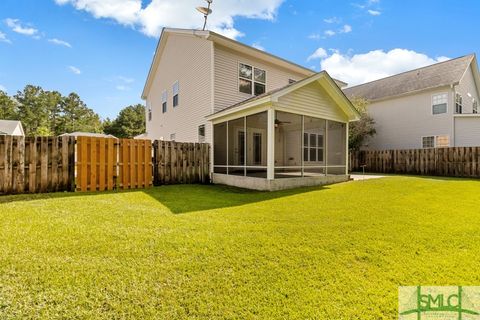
[
  {"xmin": 146, "ymin": 33, "xmax": 212, "ymax": 142},
  {"xmin": 214, "ymin": 44, "xmax": 311, "ymax": 112},
  {"xmin": 454, "ymin": 117, "xmax": 480, "ymax": 146},
  {"xmin": 276, "ymin": 81, "xmax": 349, "ymax": 122},
  {"xmin": 455, "ymin": 65, "xmax": 480, "ymax": 114}
]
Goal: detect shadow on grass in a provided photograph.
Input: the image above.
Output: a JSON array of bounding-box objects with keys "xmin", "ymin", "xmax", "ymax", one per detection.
[
  {"xmin": 141, "ymin": 184, "xmax": 328, "ymax": 214},
  {"xmin": 350, "ymin": 172, "xmax": 480, "ymax": 182},
  {"xmin": 0, "ymin": 183, "xmax": 328, "ymax": 214}
]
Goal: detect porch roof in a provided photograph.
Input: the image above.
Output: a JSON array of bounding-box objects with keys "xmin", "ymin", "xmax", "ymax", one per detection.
[{"xmin": 206, "ymin": 71, "xmax": 360, "ymax": 122}]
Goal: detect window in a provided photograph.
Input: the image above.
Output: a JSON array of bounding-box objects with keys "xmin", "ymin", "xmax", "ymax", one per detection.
[
  {"xmin": 303, "ymin": 133, "xmax": 324, "ymax": 162},
  {"xmin": 162, "ymin": 90, "xmax": 167, "ymax": 113},
  {"xmin": 288, "ymin": 79, "xmax": 297, "ymax": 84},
  {"xmin": 239, "ymin": 63, "xmax": 266, "ymax": 96},
  {"xmin": 455, "ymin": 93, "xmax": 463, "ymax": 114},
  {"xmin": 432, "ymin": 93, "xmax": 447, "ymax": 114},
  {"xmin": 148, "ymin": 107, "xmax": 152, "ymax": 121},
  {"xmin": 422, "ymin": 136, "xmax": 435, "ymax": 148},
  {"xmin": 436, "ymin": 135, "xmax": 449, "ymax": 148},
  {"xmin": 473, "ymin": 100, "xmax": 478, "ymax": 114},
  {"xmin": 170, "ymin": 133, "xmax": 176, "ymax": 141},
  {"xmin": 198, "ymin": 124, "xmax": 205, "ymax": 142},
  {"xmin": 173, "ymin": 81, "xmax": 179, "ymax": 107}
]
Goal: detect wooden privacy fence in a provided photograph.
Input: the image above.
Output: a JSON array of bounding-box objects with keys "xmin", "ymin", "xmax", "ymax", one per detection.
[
  {"xmin": 0, "ymin": 136, "xmax": 75, "ymax": 194},
  {"xmin": 0, "ymin": 135, "xmax": 211, "ymax": 194},
  {"xmin": 76, "ymin": 137, "xmax": 153, "ymax": 192},
  {"xmin": 350, "ymin": 147, "xmax": 480, "ymax": 178},
  {"xmin": 153, "ymin": 140, "xmax": 210, "ymax": 185}
]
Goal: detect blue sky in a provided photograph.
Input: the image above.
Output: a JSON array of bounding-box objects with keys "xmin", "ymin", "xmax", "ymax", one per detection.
[{"xmin": 0, "ymin": 0, "xmax": 479, "ymax": 119}]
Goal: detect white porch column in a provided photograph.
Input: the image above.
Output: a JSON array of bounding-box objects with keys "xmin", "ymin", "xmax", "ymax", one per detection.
[
  {"xmin": 267, "ymin": 108, "xmax": 275, "ymax": 180},
  {"xmin": 345, "ymin": 122, "xmax": 349, "ymax": 175}
]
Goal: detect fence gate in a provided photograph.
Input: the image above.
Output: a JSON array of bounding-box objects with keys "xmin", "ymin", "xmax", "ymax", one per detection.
[{"xmin": 76, "ymin": 137, "xmax": 153, "ymax": 192}]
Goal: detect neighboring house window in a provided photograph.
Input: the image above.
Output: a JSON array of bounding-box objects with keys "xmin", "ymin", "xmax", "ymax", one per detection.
[
  {"xmin": 303, "ymin": 133, "xmax": 324, "ymax": 162},
  {"xmin": 432, "ymin": 93, "xmax": 448, "ymax": 114},
  {"xmin": 422, "ymin": 136, "xmax": 435, "ymax": 148},
  {"xmin": 473, "ymin": 99, "xmax": 478, "ymax": 114},
  {"xmin": 238, "ymin": 63, "xmax": 266, "ymax": 96},
  {"xmin": 455, "ymin": 93, "xmax": 463, "ymax": 114},
  {"xmin": 198, "ymin": 124, "xmax": 205, "ymax": 142},
  {"xmin": 436, "ymin": 135, "xmax": 449, "ymax": 148},
  {"xmin": 162, "ymin": 90, "xmax": 167, "ymax": 113},
  {"xmin": 170, "ymin": 133, "xmax": 176, "ymax": 141},
  {"xmin": 422, "ymin": 135, "xmax": 449, "ymax": 148},
  {"xmin": 289, "ymin": 79, "xmax": 297, "ymax": 84},
  {"xmin": 173, "ymin": 81, "xmax": 179, "ymax": 107}
]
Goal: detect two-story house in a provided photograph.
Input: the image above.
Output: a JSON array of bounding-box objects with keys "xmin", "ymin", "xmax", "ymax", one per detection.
[
  {"xmin": 141, "ymin": 28, "xmax": 360, "ymax": 190},
  {"xmin": 344, "ymin": 54, "xmax": 480, "ymax": 150}
]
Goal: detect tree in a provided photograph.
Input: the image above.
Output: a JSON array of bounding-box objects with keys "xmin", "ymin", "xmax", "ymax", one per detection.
[
  {"xmin": 0, "ymin": 90, "xmax": 17, "ymax": 120},
  {"xmin": 58, "ymin": 93, "xmax": 103, "ymax": 134},
  {"xmin": 104, "ymin": 104, "xmax": 145, "ymax": 138},
  {"xmin": 14, "ymin": 85, "xmax": 51, "ymax": 136},
  {"xmin": 349, "ymin": 98, "xmax": 376, "ymax": 151}
]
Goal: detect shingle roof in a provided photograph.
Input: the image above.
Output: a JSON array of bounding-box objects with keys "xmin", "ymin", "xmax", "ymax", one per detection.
[
  {"xmin": 0, "ymin": 120, "xmax": 22, "ymax": 135},
  {"xmin": 59, "ymin": 132, "xmax": 117, "ymax": 139},
  {"xmin": 343, "ymin": 54, "xmax": 475, "ymax": 101}
]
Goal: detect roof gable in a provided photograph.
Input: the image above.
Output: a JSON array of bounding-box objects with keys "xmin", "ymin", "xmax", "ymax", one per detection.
[
  {"xmin": 207, "ymin": 71, "xmax": 360, "ymax": 122},
  {"xmin": 0, "ymin": 120, "xmax": 23, "ymax": 136},
  {"xmin": 343, "ymin": 54, "xmax": 475, "ymax": 101}
]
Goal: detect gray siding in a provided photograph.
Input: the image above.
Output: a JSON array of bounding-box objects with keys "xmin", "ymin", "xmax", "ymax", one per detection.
[
  {"xmin": 214, "ymin": 44, "xmax": 309, "ymax": 112},
  {"xmin": 455, "ymin": 65, "xmax": 480, "ymax": 114},
  {"xmin": 454, "ymin": 117, "xmax": 480, "ymax": 146},
  {"xmin": 145, "ymin": 33, "xmax": 213, "ymax": 143},
  {"xmin": 365, "ymin": 87, "xmax": 454, "ymax": 150}
]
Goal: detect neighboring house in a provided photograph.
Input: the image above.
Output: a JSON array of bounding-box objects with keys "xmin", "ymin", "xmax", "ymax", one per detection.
[
  {"xmin": 344, "ymin": 54, "xmax": 480, "ymax": 150},
  {"xmin": 141, "ymin": 28, "xmax": 347, "ymax": 144},
  {"xmin": 141, "ymin": 28, "xmax": 358, "ymax": 190},
  {"xmin": 59, "ymin": 132, "xmax": 117, "ymax": 139},
  {"xmin": 0, "ymin": 120, "xmax": 25, "ymax": 136}
]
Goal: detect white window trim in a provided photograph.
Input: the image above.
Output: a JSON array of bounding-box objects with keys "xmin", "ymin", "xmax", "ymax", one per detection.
[
  {"xmin": 455, "ymin": 93, "xmax": 463, "ymax": 114},
  {"xmin": 238, "ymin": 61, "xmax": 266, "ymax": 96},
  {"xmin": 161, "ymin": 90, "xmax": 167, "ymax": 113},
  {"xmin": 421, "ymin": 135, "xmax": 450, "ymax": 148},
  {"xmin": 172, "ymin": 81, "xmax": 179, "ymax": 107},
  {"xmin": 431, "ymin": 92, "xmax": 448, "ymax": 115}
]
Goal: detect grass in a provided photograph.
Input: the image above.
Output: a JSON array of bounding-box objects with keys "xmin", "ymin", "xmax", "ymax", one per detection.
[{"xmin": 0, "ymin": 176, "xmax": 479, "ymax": 319}]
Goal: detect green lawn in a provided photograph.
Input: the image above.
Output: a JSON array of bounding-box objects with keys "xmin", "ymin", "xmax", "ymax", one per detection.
[{"xmin": 1, "ymin": 177, "xmax": 479, "ymax": 319}]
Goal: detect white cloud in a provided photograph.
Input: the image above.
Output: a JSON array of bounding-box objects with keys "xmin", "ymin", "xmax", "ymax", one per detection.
[
  {"xmin": 68, "ymin": 66, "xmax": 81, "ymax": 75},
  {"xmin": 324, "ymin": 30, "xmax": 336, "ymax": 37},
  {"xmin": 307, "ymin": 47, "xmax": 328, "ymax": 61},
  {"xmin": 316, "ymin": 48, "xmax": 450, "ymax": 86},
  {"xmin": 0, "ymin": 31, "xmax": 11, "ymax": 44},
  {"xmin": 48, "ymin": 38, "xmax": 72, "ymax": 48},
  {"xmin": 308, "ymin": 33, "xmax": 321, "ymax": 40},
  {"xmin": 0, "ymin": 84, "xmax": 6, "ymax": 92},
  {"xmin": 55, "ymin": 0, "xmax": 285, "ymax": 39},
  {"xmin": 340, "ymin": 24, "xmax": 352, "ymax": 33},
  {"xmin": 252, "ymin": 42, "xmax": 265, "ymax": 51},
  {"xmin": 116, "ymin": 85, "xmax": 130, "ymax": 91},
  {"xmin": 324, "ymin": 17, "xmax": 340, "ymax": 24},
  {"xmin": 5, "ymin": 18, "xmax": 39, "ymax": 36},
  {"xmin": 368, "ymin": 9, "xmax": 381, "ymax": 16},
  {"xmin": 118, "ymin": 76, "xmax": 134, "ymax": 83}
]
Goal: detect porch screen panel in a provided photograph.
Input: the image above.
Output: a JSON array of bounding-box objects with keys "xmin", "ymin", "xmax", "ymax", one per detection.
[
  {"xmin": 213, "ymin": 122, "xmax": 228, "ymax": 174},
  {"xmin": 304, "ymin": 116, "xmax": 326, "ymax": 176},
  {"xmin": 228, "ymin": 117, "xmax": 246, "ymax": 176},
  {"xmin": 274, "ymin": 111, "xmax": 302, "ymax": 178},
  {"xmin": 246, "ymin": 112, "xmax": 268, "ymax": 178},
  {"xmin": 327, "ymin": 120, "xmax": 347, "ymax": 175}
]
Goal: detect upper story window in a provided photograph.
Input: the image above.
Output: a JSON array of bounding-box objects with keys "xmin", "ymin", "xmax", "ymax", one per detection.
[
  {"xmin": 198, "ymin": 124, "xmax": 205, "ymax": 143},
  {"xmin": 239, "ymin": 63, "xmax": 266, "ymax": 96},
  {"xmin": 455, "ymin": 93, "xmax": 463, "ymax": 114},
  {"xmin": 148, "ymin": 107, "xmax": 152, "ymax": 121},
  {"xmin": 173, "ymin": 81, "xmax": 179, "ymax": 107},
  {"xmin": 432, "ymin": 93, "xmax": 447, "ymax": 114},
  {"xmin": 473, "ymin": 99, "xmax": 478, "ymax": 114},
  {"xmin": 162, "ymin": 90, "xmax": 167, "ymax": 113}
]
